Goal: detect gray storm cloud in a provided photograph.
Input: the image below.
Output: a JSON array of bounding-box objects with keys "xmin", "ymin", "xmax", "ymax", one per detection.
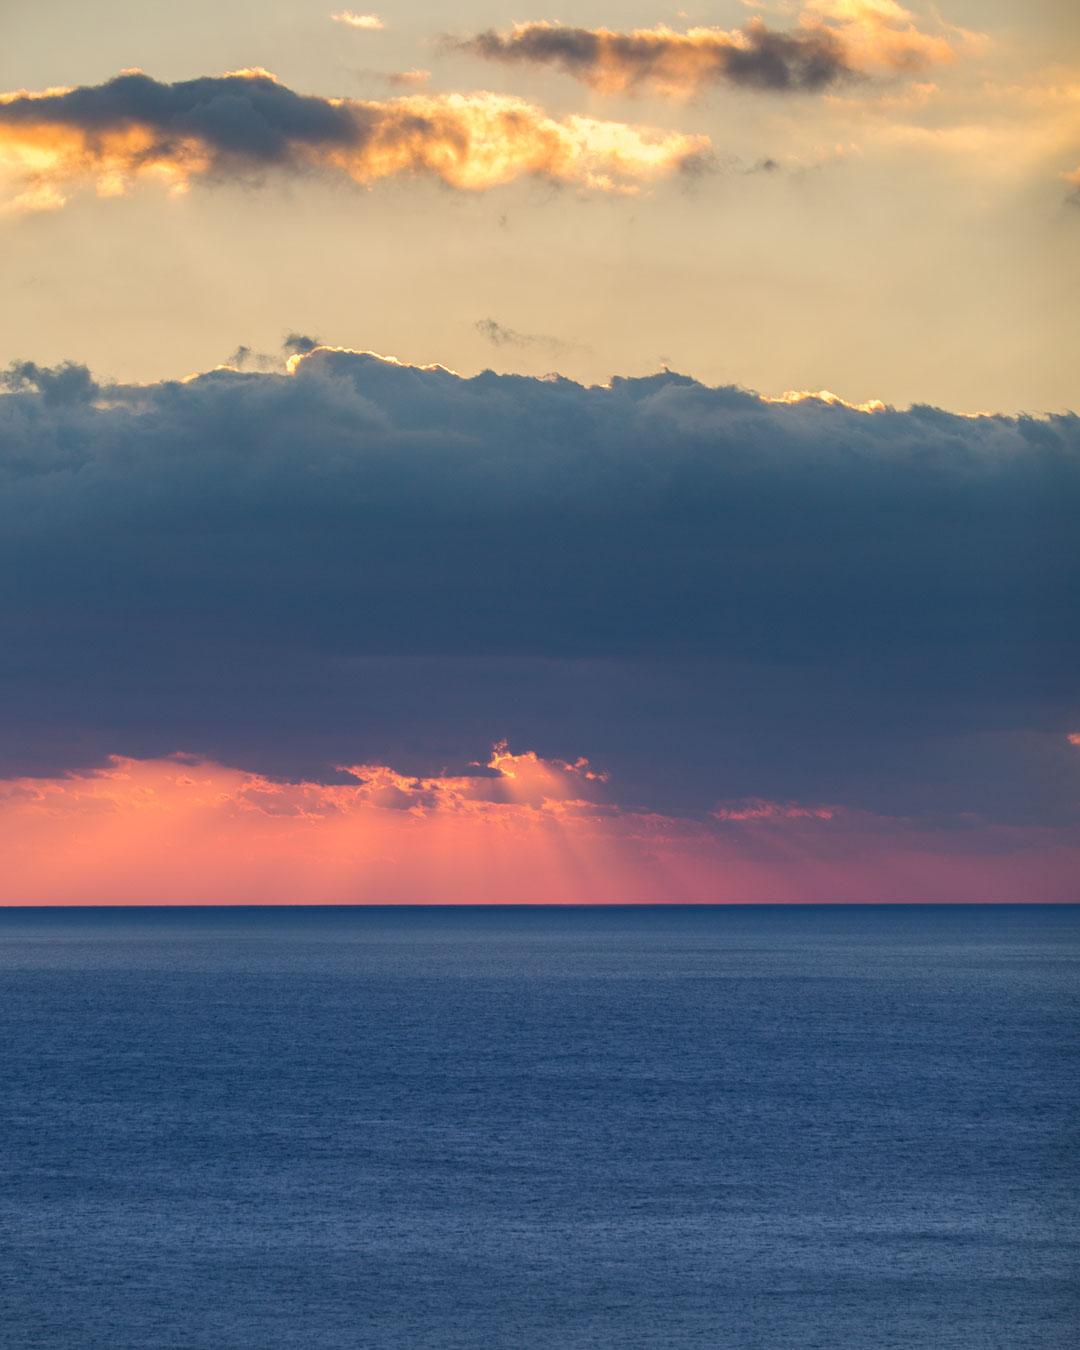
[{"xmin": 0, "ymin": 348, "xmax": 1076, "ymax": 824}]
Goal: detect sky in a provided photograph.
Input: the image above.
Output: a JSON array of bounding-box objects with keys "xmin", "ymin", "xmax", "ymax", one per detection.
[{"xmin": 0, "ymin": 1, "xmax": 1077, "ymax": 902}]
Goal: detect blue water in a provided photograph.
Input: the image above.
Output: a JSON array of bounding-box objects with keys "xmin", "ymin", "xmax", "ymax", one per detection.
[{"xmin": 0, "ymin": 905, "xmax": 1077, "ymax": 1348}]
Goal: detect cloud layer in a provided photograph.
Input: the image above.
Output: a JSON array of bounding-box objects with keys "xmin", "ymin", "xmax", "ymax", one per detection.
[
  {"xmin": 1, "ymin": 345, "xmax": 1077, "ymax": 862},
  {"xmin": 4, "ymin": 751, "xmax": 1076, "ymax": 904},
  {"xmin": 455, "ymin": 3, "xmax": 973, "ymax": 98},
  {"xmin": 0, "ymin": 70, "xmax": 709, "ymax": 212}
]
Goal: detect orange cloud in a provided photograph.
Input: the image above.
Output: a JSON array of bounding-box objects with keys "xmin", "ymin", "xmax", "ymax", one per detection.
[
  {"xmin": 0, "ymin": 71, "xmax": 710, "ymax": 214},
  {"xmin": 801, "ymin": 0, "xmax": 979, "ymax": 74},
  {"xmin": 0, "ymin": 751, "xmax": 1075, "ymax": 904},
  {"xmin": 316, "ymin": 94, "xmax": 708, "ymax": 195}
]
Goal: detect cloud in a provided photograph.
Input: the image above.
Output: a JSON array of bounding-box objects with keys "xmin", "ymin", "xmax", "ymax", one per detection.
[
  {"xmin": 802, "ymin": 0, "xmax": 980, "ymax": 71},
  {"xmin": 475, "ymin": 317, "xmax": 579, "ymax": 355},
  {"xmin": 386, "ymin": 69, "xmax": 431, "ymax": 90},
  {"xmin": 0, "ymin": 347, "xmax": 1076, "ymax": 841},
  {"xmin": 452, "ymin": 4, "xmax": 978, "ymax": 98},
  {"xmin": 817, "ymin": 74, "xmax": 1080, "ymax": 189},
  {"xmin": 454, "ymin": 20, "xmax": 851, "ymax": 97},
  {"xmin": 223, "ymin": 334, "xmax": 322, "ymax": 372},
  {"xmin": 283, "ymin": 332, "xmax": 321, "ymax": 356},
  {"xmin": 762, "ymin": 386, "xmax": 887, "ymax": 412},
  {"xmin": 331, "ymin": 11, "xmax": 384, "ymax": 30},
  {"xmin": 0, "ymin": 357, "xmax": 97, "ymax": 403},
  {"xmin": 0, "ymin": 70, "xmax": 709, "ymax": 213},
  {"xmin": 713, "ymin": 799, "xmax": 835, "ymax": 822},
  {"xmin": 2, "ymin": 751, "xmax": 1075, "ymax": 903}
]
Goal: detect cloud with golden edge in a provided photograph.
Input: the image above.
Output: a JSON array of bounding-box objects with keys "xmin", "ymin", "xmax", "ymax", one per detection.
[
  {"xmin": 0, "ymin": 70, "xmax": 710, "ymax": 214},
  {"xmin": 453, "ymin": 3, "xmax": 980, "ymax": 99},
  {"xmin": 761, "ymin": 388, "xmax": 889, "ymax": 413}
]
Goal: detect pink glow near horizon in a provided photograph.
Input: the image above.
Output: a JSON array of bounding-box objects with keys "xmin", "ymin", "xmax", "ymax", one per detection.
[{"xmin": 0, "ymin": 747, "xmax": 1076, "ymax": 904}]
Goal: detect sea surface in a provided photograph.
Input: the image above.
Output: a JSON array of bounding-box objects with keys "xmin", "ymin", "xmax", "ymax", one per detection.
[{"xmin": 0, "ymin": 905, "xmax": 1077, "ymax": 1349}]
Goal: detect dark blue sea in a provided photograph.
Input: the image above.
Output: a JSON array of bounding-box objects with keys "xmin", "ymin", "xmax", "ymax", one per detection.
[{"xmin": 0, "ymin": 905, "xmax": 1077, "ymax": 1348}]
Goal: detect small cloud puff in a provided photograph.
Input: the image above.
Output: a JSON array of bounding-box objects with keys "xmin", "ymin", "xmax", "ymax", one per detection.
[{"xmin": 331, "ymin": 11, "xmax": 384, "ymax": 30}]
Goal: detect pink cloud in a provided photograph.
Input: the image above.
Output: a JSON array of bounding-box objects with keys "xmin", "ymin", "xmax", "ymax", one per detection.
[
  {"xmin": 0, "ymin": 749, "xmax": 1075, "ymax": 905},
  {"xmin": 713, "ymin": 798, "xmax": 835, "ymax": 823}
]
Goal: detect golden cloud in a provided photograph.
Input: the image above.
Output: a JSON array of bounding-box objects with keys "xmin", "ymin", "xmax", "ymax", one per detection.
[
  {"xmin": 331, "ymin": 11, "xmax": 384, "ymax": 30},
  {"xmin": 0, "ymin": 71, "xmax": 710, "ymax": 214},
  {"xmin": 801, "ymin": 0, "xmax": 980, "ymax": 73}
]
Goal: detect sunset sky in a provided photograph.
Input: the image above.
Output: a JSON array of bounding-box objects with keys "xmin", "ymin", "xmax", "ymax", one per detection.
[{"xmin": 1, "ymin": 0, "xmax": 1077, "ymax": 902}]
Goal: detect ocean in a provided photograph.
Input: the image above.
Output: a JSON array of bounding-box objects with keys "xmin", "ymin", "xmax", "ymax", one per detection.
[{"xmin": 0, "ymin": 905, "xmax": 1077, "ymax": 1348}]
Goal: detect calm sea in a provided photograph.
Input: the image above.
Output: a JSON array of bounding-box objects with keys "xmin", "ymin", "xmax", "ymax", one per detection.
[{"xmin": 0, "ymin": 905, "xmax": 1077, "ymax": 1348}]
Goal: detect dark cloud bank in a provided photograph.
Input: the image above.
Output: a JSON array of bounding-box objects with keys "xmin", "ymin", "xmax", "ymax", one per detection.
[
  {"xmin": 1, "ymin": 349, "xmax": 1077, "ymax": 827},
  {"xmin": 0, "ymin": 70, "xmax": 357, "ymax": 164}
]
